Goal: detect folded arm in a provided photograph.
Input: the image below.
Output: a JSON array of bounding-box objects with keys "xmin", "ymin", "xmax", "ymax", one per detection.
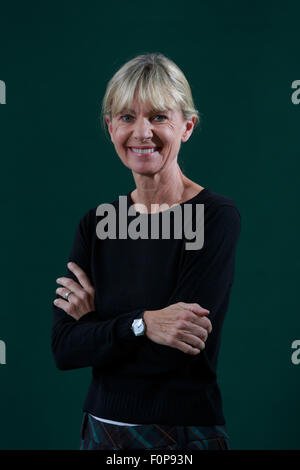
[
  {"xmin": 51, "ymin": 204, "xmax": 241, "ymax": 371},
  {"xmin": 51, "ymin": 210, "xmax": 147, "ymax": 371}
]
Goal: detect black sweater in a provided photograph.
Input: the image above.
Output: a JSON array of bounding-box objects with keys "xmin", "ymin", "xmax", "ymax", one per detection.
[{"xmin": 51, "ymin": 187, "xmax": 241, "ymax": 426}]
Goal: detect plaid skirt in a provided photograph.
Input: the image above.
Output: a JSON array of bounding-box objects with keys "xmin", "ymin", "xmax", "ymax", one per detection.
[{"xmin": 79, "ymin": 412, "xmax": 231, "ymax": 450}]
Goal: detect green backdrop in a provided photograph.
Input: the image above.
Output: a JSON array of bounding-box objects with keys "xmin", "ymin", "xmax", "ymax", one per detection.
[{"xmin": 0, "ymin": 0, "xmax": 299, "ymax": 450}]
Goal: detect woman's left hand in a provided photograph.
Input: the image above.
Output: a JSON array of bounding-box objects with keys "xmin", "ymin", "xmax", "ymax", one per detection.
[{"xmin": 53, "ymin": 262, "xmax": 95, "ymax": 320}]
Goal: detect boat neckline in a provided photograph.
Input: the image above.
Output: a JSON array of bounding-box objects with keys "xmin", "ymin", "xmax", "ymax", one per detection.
[{"xmin": 127, "ymin": 187, "xmax": 211, "ymax": 215}]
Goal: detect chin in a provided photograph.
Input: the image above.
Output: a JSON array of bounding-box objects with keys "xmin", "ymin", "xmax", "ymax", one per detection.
[
  {"xmin": 134, "ymin": 169, "xmax": 159, "ymax": 176},
  {"xmin": 130, "ymin": 164, "xmax": 160, "ymax": 176}
]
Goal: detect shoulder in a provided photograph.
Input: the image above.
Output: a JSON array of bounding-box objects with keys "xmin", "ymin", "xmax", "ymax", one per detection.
[
  {"xmin": 198, "ymin": 187, "xmax": 241, "ymax": 223},
  {"xmin": 77, "ymin": 192, "xmax": 123, "ymax": 229},
  {"xmin": 191, "ymin": 188, "xmax": 242, "ymax": 245},
  {"xmin": 75, "ymin": 205, "xmax": 99, "ymax": 241}
]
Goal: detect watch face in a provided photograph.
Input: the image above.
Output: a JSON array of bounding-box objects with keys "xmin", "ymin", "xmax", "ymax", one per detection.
[{"xmin": 133, "ymin": 318, "xmax": 145, "ymax": 335}]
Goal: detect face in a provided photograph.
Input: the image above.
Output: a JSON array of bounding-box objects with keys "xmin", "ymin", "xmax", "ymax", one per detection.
[{"xmin": 105, "ymin": 95, "xmax": 195, "ymax": 175}]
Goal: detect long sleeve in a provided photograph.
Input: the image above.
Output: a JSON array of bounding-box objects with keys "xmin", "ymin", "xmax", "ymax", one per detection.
[
  {"xmin": 51, "ymin": 202, "xmax": 241, "ymax": 373},
  {"xmin": 51, "ymin": 211, "xmax": 147, "ymax": 371},
  {"xmin": 144, "ymin": 203, "xmax": 242, "ymax": 370},
  {"xmin": 51, "ymin": 190, "xmax": 241, "ymax": 425},
  {"xmin": 167, "ymin": 204, "xmax": 241, "ymax": 323}
]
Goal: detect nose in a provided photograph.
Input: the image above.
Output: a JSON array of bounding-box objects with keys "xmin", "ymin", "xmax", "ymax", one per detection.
[{"xmin": 132, "ymin": 116, "xmax": 153, "ymax": 141}]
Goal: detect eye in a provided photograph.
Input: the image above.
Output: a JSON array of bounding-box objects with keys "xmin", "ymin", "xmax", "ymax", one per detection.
[
  {"xmin": 120, "ymin": 113, "xmax": 167, "ymax": 122},
  {"xmin": 121, "ymin": 114, "xmax": 133, "ymax": 122},
  {"xmin": 153, "ymin": 114, "xmax": 167, "ymax": 121}
]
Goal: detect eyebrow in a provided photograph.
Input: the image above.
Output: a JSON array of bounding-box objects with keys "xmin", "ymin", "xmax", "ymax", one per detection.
[
  {"xmin": 118, "ymin": 108, "xmax": 169, "ymax": 115},
  {"xmin": 120, "ymin": 108, "xmax": 135, "ymax": 114}
]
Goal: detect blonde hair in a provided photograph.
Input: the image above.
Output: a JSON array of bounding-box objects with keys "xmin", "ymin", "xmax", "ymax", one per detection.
[{"xmin": 101, "ymin": 52, "xmax": 200, "ymax": 135}]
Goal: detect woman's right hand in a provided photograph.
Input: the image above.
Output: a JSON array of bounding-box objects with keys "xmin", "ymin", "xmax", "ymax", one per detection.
[{"xmin": 143, "ymin": 302, "xmax": 212, "ymax": 355}]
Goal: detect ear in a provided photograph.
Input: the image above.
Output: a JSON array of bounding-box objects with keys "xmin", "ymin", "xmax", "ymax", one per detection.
[
  {"xmin": 105, "ymin": 116, "xmax": 114, "ymax": 142},
  {"xmin": 181, "ymin": 116, "xmax": 196, "ymax": 143}
]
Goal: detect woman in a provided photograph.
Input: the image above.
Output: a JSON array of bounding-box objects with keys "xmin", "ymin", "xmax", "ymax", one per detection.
[{"xmin": 51, "ymin": 53, "xmax": 241, "ymax": 451}]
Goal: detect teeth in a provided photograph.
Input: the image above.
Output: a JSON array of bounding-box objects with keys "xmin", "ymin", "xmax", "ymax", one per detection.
[{"xmin": 131, "ymin": 147, "xmax": 157, "ymax": 154}]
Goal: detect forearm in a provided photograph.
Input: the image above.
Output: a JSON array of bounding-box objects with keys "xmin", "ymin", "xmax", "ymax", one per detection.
[{"xmin": 51, "ymin": 306, "xmax": 147, "ymax": 371}]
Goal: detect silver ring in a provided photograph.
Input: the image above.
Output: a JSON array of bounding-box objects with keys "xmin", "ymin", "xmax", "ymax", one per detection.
[{"xmin": 64, "ymin": 290, "xmax": 72, "ymax": 301}]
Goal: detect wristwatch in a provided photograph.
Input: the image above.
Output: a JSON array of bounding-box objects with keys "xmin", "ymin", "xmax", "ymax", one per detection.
[{"xmin": 131, "ymin": 311, "xmax": 147, "ymax": 336}]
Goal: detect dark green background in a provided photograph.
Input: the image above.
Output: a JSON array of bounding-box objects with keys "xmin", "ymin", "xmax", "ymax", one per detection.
[{"xmin": 0, "ymin": 0, "xmax": 299, "ymax": 450}]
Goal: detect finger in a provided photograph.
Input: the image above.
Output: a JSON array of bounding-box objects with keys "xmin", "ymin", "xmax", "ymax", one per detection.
[
  {"xmin": 170, "ymin": 337, "xmax": 201, "ymax": 355},
  {"xmin": 199, "ymin": 317, "xmax": 212, "ymax": 333},
  {"xmin": 178, "ymin": 311, "xmax": 211, "ymax": 337},
  {"xmin": 190, "ymin": 315, "xmax": 212, "ymax": 333},
  {"xmin": 56, "ymin": 277, "xmax": 84, "ymax": 298},
  {"xmin": 179, "ymin": 332, "xmax": 206, "ymax": 351},
  {"xmin": 53, "ymin": 297, "xmax": 73, "ymax": 315},
  {"xmin": 182, "ymin": 303, "xmax": 210, "ymax": 315},
  {"xmin": 206, "ymin": 319, "xmax": 212, "ymax": 334},
  {"xmin": 192, "ymin": 326, "xmax": 208, "ymax": 342},
  {"xmin": 182, "ymin": 312, "xmax": 212, "ymax": 333},
  {"xmin": 53, "ymin": 297, "xmax": 80, "ymax": 320},
  {"xmin": 56, "ymin": 287, "xmax": 78, "ymax": 303},
  {"xmin": 178, "ymin": 321, "xmax": 208, "ymax": 341},
  {"xmin": 67, "ymin": 262, "xmax": 94, "ymax": 292}
]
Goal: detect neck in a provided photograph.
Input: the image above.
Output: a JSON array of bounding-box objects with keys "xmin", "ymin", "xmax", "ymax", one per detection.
[{"xmin": 130, "ymin": 164, "xmax": 203, "ymax": 213}]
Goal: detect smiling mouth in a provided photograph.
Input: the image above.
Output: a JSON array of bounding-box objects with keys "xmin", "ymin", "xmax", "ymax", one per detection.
[{"xmin": 129, "ymin": 147, "xmax": 161, "ymax": 156}]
